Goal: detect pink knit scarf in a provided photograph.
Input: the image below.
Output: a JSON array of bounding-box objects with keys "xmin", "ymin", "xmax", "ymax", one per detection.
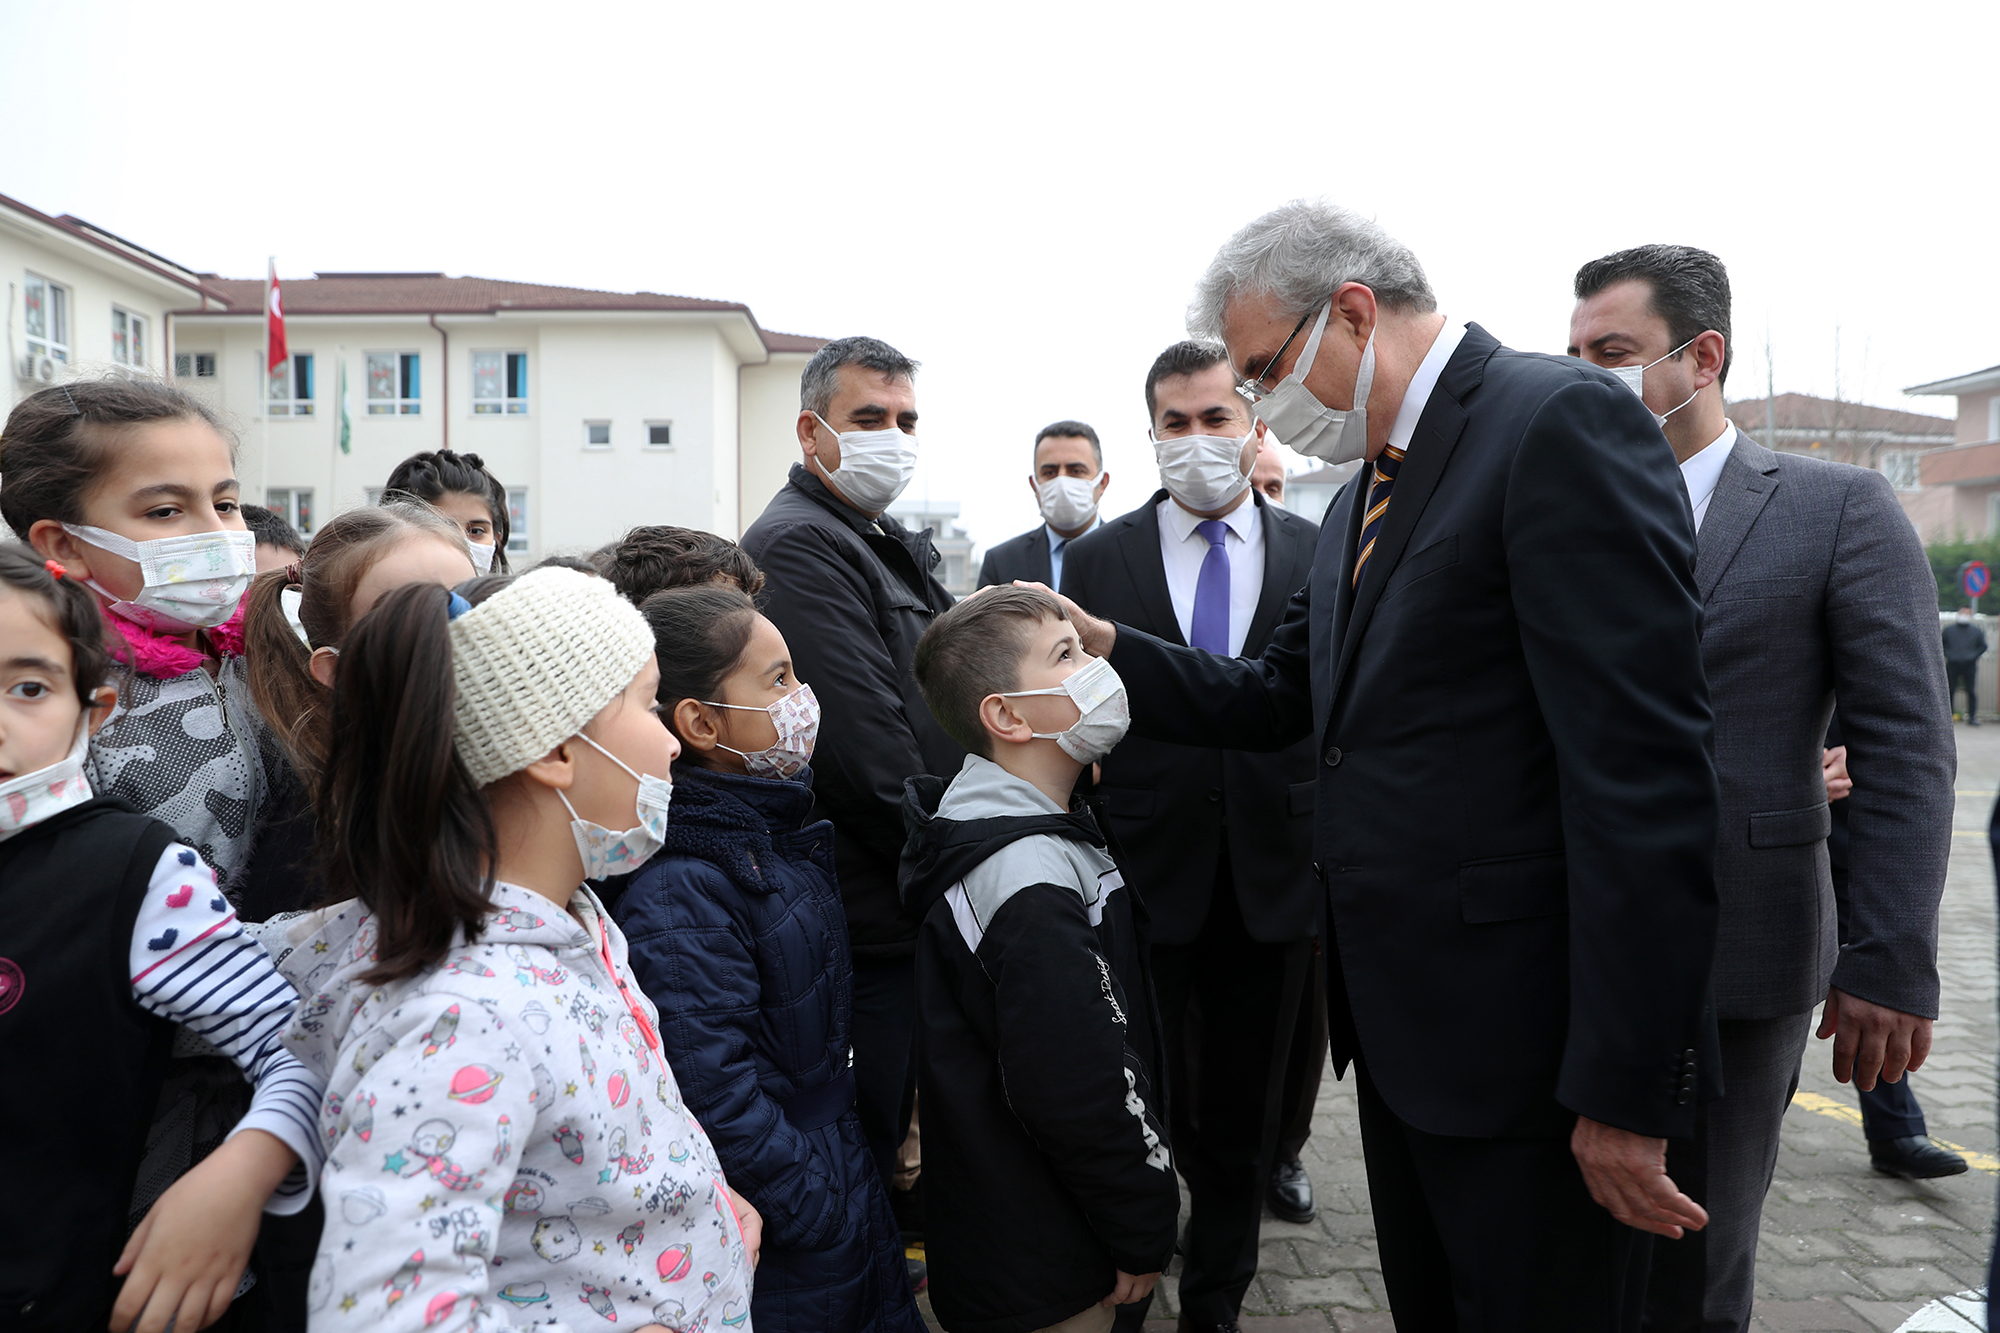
[{"xmin": 104, "ymin": 603, "xmax": 247, "ymax": 679}]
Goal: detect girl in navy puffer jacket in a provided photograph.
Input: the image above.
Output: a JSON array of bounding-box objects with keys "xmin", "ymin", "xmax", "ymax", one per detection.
[{"xmin": 610, "ymin": 584, "xmax": 924, "ymax": 1333}]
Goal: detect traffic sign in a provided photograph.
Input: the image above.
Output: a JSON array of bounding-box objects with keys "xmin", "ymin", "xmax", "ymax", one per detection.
[{"xmin": 1962, "ymin": 561, "xmax": 1990, "ymax": 600}]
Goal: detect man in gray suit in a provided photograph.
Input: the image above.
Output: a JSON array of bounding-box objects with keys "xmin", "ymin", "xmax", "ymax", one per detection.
[{"xmin": 1571, "ymin": 245, "xmax": 1954, "ymax": 1333}]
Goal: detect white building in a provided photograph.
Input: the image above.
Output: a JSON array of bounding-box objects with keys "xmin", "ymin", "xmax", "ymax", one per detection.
[
  {"xmin": 886, "ymin": 499, "xmax": 976, "ymax": 596},
  {"xmin": 1, "ymin": 192, "xmax": 211, "ymax": 413},
  {"xmin": 2, "ymin": 191, "xmax": 828, "ymax": 558}
]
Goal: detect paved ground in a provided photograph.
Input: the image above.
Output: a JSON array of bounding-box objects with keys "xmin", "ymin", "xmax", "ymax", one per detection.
[{"xmin": 921, "ymin": 722, "xmax": 2000, "ymax": 1332}]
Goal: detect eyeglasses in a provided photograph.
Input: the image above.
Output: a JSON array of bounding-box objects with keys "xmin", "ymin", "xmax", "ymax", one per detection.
[{"xmin": 1235, "ymin": 302, "xmax": 1322, "ymax": 404}]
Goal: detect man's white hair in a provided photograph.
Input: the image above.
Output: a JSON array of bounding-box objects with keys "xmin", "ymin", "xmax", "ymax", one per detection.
[{"xmin": 1188, "ymin": 199, "xmax": 1437, "ymax": 343}]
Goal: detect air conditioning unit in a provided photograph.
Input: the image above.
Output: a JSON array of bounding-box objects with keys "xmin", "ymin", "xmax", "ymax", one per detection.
[{"xmin": 16, "ymin": 354, "xmax": 55, "ymax": 383}]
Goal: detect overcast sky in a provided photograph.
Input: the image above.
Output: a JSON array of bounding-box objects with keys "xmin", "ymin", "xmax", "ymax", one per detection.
[{"xmin": 6, "ymin": 0, "xmax": 1995, "ymax": 553}]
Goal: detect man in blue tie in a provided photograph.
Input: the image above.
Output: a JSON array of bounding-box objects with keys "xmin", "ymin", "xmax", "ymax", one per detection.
[{"xmin": 1058, "ymin": 341, "xmax": 1325, "ymax": 1333}]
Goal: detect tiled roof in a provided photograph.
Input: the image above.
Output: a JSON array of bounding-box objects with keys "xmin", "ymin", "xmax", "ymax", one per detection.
[
  {"xmin": 180, "ymin": 274, "xmax": 827, "ymax": 355},
  {"xmin": 1726, "ymin": 392, "xmax": 1954, "ymax": 437},
  {"xmin": 0, "ymin": 192, "xmax": 210, "ymax": 295}
]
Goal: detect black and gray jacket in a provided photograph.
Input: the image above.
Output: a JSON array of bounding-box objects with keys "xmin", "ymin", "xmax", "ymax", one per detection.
[{"xmin": 900, "ymin": 756, "xmax": 1177, "ymax": 1333}]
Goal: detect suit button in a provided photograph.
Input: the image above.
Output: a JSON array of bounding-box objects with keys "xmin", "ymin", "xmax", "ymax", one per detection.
[
  {"xmin": 1207, "ymin": 789, "xmax": 1221, "ymax": 803},
  {"xmin": 1323, "ymin": 746, "xmax": 1343, "ymax": 767},
  {"xmin": 1675, "ymin": 1090, "xmax": 1693, "ymax": 1105}
]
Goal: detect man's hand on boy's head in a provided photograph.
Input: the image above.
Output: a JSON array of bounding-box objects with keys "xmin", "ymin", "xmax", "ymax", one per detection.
[
  {"xmin": 1102, "ymin": 1270, "xmax": 1159, "ymax": 1307},
  {"xmin": 1009, "ymin": 581, "xmax": 1118, "ymax": 658}
]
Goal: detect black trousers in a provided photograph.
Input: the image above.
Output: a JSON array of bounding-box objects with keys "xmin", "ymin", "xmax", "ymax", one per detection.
[
  {"xmin": 1857, "ymin": 1075, "xmax": 1929, "ymax": 1141},
  {"xmin": 851, "ymin": 953, "xmax": 918, "ymax": 1197},
  {"xmin": 1948, "ymin": 660, "xmax": 1978, "ymax": 717},
  {"xmin": 1149, "ymin": 859, "xmax": 1310, "ymax": 1325},
  {"xmin": 1277, "ymin": 938, "xmax": 1330, "ymax": 1163},
  {"xmin": 1355, "ymin": 1060, "xmax": 1648, "ymax": 1332}
]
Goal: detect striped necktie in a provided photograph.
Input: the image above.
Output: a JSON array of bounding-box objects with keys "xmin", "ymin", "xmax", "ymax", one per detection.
[{"xmin": 1353, "ymin": 444, "xmax": 1406, "ymax": 587}]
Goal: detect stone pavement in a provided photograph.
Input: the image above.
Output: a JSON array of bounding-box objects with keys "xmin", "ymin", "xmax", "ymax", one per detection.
[{"xmin": 919, "ymin": 723, "xmax": 2000, "ymax": 1332}]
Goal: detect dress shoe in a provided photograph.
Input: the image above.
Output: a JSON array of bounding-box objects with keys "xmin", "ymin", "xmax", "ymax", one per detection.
[
  {"xmin": 1870, "ymin": 1135, "xmax": 1970, "ymax": 1179},
  {"xmin": 1267, "ymin": 1154, "xmax": 1316, "ymax": 1224}
]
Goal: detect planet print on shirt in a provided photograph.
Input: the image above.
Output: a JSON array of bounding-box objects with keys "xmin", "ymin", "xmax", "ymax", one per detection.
[{"xmin": 447, "ymin": 1064, "xmax": 503, "ymax": 1104}]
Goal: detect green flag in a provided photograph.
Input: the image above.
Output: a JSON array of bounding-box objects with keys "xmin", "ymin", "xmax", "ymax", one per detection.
[{"xmin": 338, "ymin": 357, "xmax": 352, "ymax": 454}]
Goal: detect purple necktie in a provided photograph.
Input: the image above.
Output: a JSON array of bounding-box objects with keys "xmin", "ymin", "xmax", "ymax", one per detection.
[{"xmin": 1191, "ymin": 519, "xmax": 1231, "ymax": 653}]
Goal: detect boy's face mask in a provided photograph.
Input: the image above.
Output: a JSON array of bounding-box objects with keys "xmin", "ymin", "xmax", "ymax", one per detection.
[{"xmin": 999, "ymin": 655, "xmax": 1131, "ymax": 764}]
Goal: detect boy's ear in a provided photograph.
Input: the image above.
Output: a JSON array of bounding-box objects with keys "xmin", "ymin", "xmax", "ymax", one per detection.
[
  {"xmin": 672, "ymin": 698, "xmax": 722, "ymax": 752},
  {"xmin": 519, "ymin": 738, "xmax": 580, "ymax": 793},
  {"xmin": 978, "ymin": 693, "xmax": 1033, "ymax": 748}
]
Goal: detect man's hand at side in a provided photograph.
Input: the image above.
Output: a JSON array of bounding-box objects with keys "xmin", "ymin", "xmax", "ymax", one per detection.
[
  {"xmin": 1102, "ymin": 1271, "xmax": 1159, "ymax": 1307},
  {"xmin": 1818, "ymin": 986, "xmax": 1932, "ymax": 1091},
  {"xmin": 1822, "ymin": 745, "xmax": 1852, "ymax": 801},
  {"xmin": 1010, "ymin": 581, "xmax": 1118, "ymax": 657},
  {"xmin": 1571, "ymin": 1116, "xmax": 1708, "ymax": 1239}
]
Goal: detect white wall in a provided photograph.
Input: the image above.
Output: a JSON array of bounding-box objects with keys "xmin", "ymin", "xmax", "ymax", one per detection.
[{"xmin": 739, "ymin": 351, "xmax": 813, "ymax": 530}]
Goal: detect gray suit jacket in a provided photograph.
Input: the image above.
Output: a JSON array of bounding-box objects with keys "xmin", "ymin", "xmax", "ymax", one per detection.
[{"xmin": 1698, "ymin": 430, "xmax": 1953, "ymax": 1019}]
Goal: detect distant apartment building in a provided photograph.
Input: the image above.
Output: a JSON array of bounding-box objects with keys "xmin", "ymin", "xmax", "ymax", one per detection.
[
  {"xmin": 1891, "ymin": 364, "xmax": 2000, "ymax": 542},
  {"xmin": 2, "ymin": 191, "xmax": 827, "ymax": 557},
  {"xmin": 887, "ymin": 499, "xmax": 976, "ymax": 597}
]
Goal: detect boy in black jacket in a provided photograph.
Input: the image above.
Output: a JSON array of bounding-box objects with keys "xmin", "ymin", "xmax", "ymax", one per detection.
[{"xmin": 902, "ymin": 586, "xmax": 1178, "ymax": 1333}]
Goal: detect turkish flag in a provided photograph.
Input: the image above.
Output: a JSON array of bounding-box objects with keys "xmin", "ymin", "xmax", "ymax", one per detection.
[{"xmin": 265, "ymin": 259, "xmax": 287, "ymax": 373}]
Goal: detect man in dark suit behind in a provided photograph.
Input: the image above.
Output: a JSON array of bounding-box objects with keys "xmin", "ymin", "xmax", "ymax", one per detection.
[
  {"xmin": 1060, "ymin": 342, "xmax": 1321, "ymax": 1333},
  {"xmin": 1050, "ymin": 201, "xmax": 1721, "ymax": 1330},
  {"xmin": 1571, "ymin": 246, "xmax": 1954, "ymax": 1332},
  {"xmin": 976, "ymin": 420, "xmax": 1110, "ymax": 589}
]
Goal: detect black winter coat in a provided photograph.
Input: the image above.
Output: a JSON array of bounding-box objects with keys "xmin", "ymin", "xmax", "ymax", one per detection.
[
  {"xmin": 606, "ymin": 764, "xmax": 923, "ymax": 1333},
  {"xmin": 741, "ymin": 464, "xmax": 964, "ymax": 957},
  {"xmin": 901, "ymin": 758, "xmax": 1179, "ymax": 1333}
]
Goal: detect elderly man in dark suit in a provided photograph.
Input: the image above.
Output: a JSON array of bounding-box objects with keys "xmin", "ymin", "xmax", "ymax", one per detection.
[
  {"xmin": 976, "ymin": 420, "xmax": 1110, "ymax": 590},
  {"xmin": 1059, "ymin": 341, "xmax": 1321, "ymax": 1333},
  {"xmin": 1571, "ymin": 245, "xmax": 1954, "ymax": 1333},
  {"xmin": 1050, "ymin": 200, "xmax": 1721, "ymax": 1331}
]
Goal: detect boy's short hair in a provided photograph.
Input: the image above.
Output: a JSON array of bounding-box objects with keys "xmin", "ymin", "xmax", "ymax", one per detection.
[
  {"xmin": 605, "ymin": 525, "xmax": 766, "ymax": 604},
  {"xmin": 915, "ymin": 585, "xmax": 1069, "ymax": 759},
  {"xmin": 241, "ymin": 502, "xmax": 307, "ymax": 557}
]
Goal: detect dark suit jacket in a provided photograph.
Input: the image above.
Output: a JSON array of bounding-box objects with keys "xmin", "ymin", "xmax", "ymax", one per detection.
[
  {"xmin": 1060, "ymin": 490, "xmax": 1321, "ymax": 945},
  {"xmin": 1698, "ymin": 432, "xmax": 1952, "ymax": 1020},
  {"xmin": 977, "ymin": 525, "xmax": 1053, "ymax": 589},
  {"xmin": 1106, "ymin": 324, "xmax": 1720, "ymax": 1141}
]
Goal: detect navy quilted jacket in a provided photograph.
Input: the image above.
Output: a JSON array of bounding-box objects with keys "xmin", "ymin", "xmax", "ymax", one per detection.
[{"xmin": 607, "ymin": 763, "xmax": 923, "ymax": 1333}]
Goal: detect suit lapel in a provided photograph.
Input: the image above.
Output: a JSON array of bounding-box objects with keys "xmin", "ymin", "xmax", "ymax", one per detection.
[
  {"xmin": 1694, "ymin": 431, "xmax": 1781, "ymax": 603},
  {"xmin": 1314, "ymin": 475, "xmax": 1367, "ymax": 739},
  {"xmin": 1327, "ymin": 390, "xmax": 1470, "ymax": 705},
  {"xmin": 1246, "ymin": 498, "xmax": 1297, "ymax": 651},
  {"xmin": 1029, "ymin": 526, "xmax": 1053, "ymax": 585},
  {"xmin": 1115, "ymin": 493, "xmax": 1185, "ymax": 647}
]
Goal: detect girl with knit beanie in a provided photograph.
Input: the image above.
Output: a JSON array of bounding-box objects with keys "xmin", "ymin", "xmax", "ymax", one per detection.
[
  {"xmin": 607, "ymin": 585, "xmax": 925, "ymax": 1333},
  {"xmin": 274, "ymin": 567, "xmax": 760, "ymax": 1333}
]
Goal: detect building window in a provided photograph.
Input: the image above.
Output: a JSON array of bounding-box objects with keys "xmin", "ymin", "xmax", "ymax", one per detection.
[
  {"xmin": 24, "ymin": 274, "xmax": 69, "ymax": 364},
  {"xmin": 645, "ymin": 422, "xmax": 673, "ymax": 449},
  {"xmin": 112, "ymin": 308, "xmax": 148, "ymax": 369},
  {"xmin": 473, "ymin": 351, "xmax": 528, "ymax": 415},
  {"xmin": 584, "ymin": 421, "xmax": 611, "ymax": 449},
  {"xmin": 268, "ymin": 353, "xmax": 315, "ymax": 417},
  {"xmin": 174, "ymin": 351, "xmax": 218, "ymax": 378},
  {"xmin": 265, "ymin": 488, "xmax": 315, "ymax": 535},
  {"xmin": 1989, "ymin": 396, "xmax": 2000, "ymax": 444},
  {"xmin": 506, "ymin": 487, "xmax": 529, "ymax": 555},
  {"xmin": 366, "ymin": 352, "xmax": 421, "ymax": 415},
  {"xmin": 1881, "ymin": 451, "xmax": 1921, "ymax": 490}
]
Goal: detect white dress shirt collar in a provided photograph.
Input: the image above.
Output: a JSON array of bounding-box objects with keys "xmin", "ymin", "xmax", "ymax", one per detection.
[
  {"xmin": 1679, "ymin": 423, "xmax": 1738, "ymax": 532},
  {"xmin": 1160, "ymin": 491, "xmax": 1259, "ymax": 546},
  {"xmin": 1044, "ymin": 514, "xmax": 1101, "ymax": 549},
  {"xmin": 1385, "ymin": 319, "xmax": 1467, "ymax": 456}
]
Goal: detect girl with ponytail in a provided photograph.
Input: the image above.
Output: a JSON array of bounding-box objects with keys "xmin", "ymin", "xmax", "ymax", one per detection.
[{"xmin": 275, "ymin": 567, "xmax": 759, "ymax": 1333}]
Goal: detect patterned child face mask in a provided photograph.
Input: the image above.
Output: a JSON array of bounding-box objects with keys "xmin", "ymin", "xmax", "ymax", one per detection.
[
  {"xmin": 0, "ymin": 722, "xmax": 93, "ymax": 842},
  {"xmin": 60, "ymin": 524, "xmax": 257, "ymax": 633},
  {"xmin": 559, "ymin": 733, "xmax": 673, "ymax": 880},
  {"xmin": 704, "ymin": 684, "xmax": 820, "ymax": 780}
]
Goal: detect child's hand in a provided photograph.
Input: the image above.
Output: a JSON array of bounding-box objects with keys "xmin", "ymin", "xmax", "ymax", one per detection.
[
  {"xmin": 728, "ymin": 1187, "xmax": 764, "ymax": 1269},
  {"xmin": 110, "ymin": 1128, "xmax": 298, "ymax": 1333},
  {"xmin": 1102, "ymin": 1270, "xmax": 1159, "ymax": 1306}
]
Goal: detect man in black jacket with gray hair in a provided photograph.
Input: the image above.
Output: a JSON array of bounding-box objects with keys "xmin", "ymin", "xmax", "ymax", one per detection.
[{"xmin": 740, "ymin": 336, "xmax": 962, "ymax": 1211}]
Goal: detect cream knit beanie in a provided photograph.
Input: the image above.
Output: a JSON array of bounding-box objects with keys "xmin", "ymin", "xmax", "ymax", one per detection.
[{"xmin": 448, "ymin": 567, "xmax": 655, "ymax": 787}]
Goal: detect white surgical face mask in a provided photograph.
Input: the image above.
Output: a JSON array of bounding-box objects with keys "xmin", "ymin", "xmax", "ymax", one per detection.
[
  {"xmin": 1608, "ymin": 336, "xmax": 1699, "ymax": 427},
  {"xmin": 1000, "ymin": 654, "xmax": 1131, "ymax": 764},
  {"xmin": 0, "ymin": 721, "xmax": 93, "ymax": 843},
  {"xmin": 812, "ymin": 413, "xmax": 918, "ymax": 514},
  {"xmin": 466, "ymin": 540, "xmax": 497, "ymax": 574},
  {"xmin": 1252, "ymin": 302, "xmax": 1375, "ymax": 464},
  {"xmin": 706, "ymin": 683, "xmax": 820, "ymax": 780},
  {"xmin": 1036, "ymin": 475, "xmax": 1101, "ymax": 532},
  {"xmin": 560, "ymin": 733, "xmax": 673, "ymax": 880},
  {"xmin": 1153, "ymin": 429, "xmax": 1253, "ymax": 513},
  {"xmin": 61, "ymin": 524, "xmax": 256, "ymax": 633}
]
